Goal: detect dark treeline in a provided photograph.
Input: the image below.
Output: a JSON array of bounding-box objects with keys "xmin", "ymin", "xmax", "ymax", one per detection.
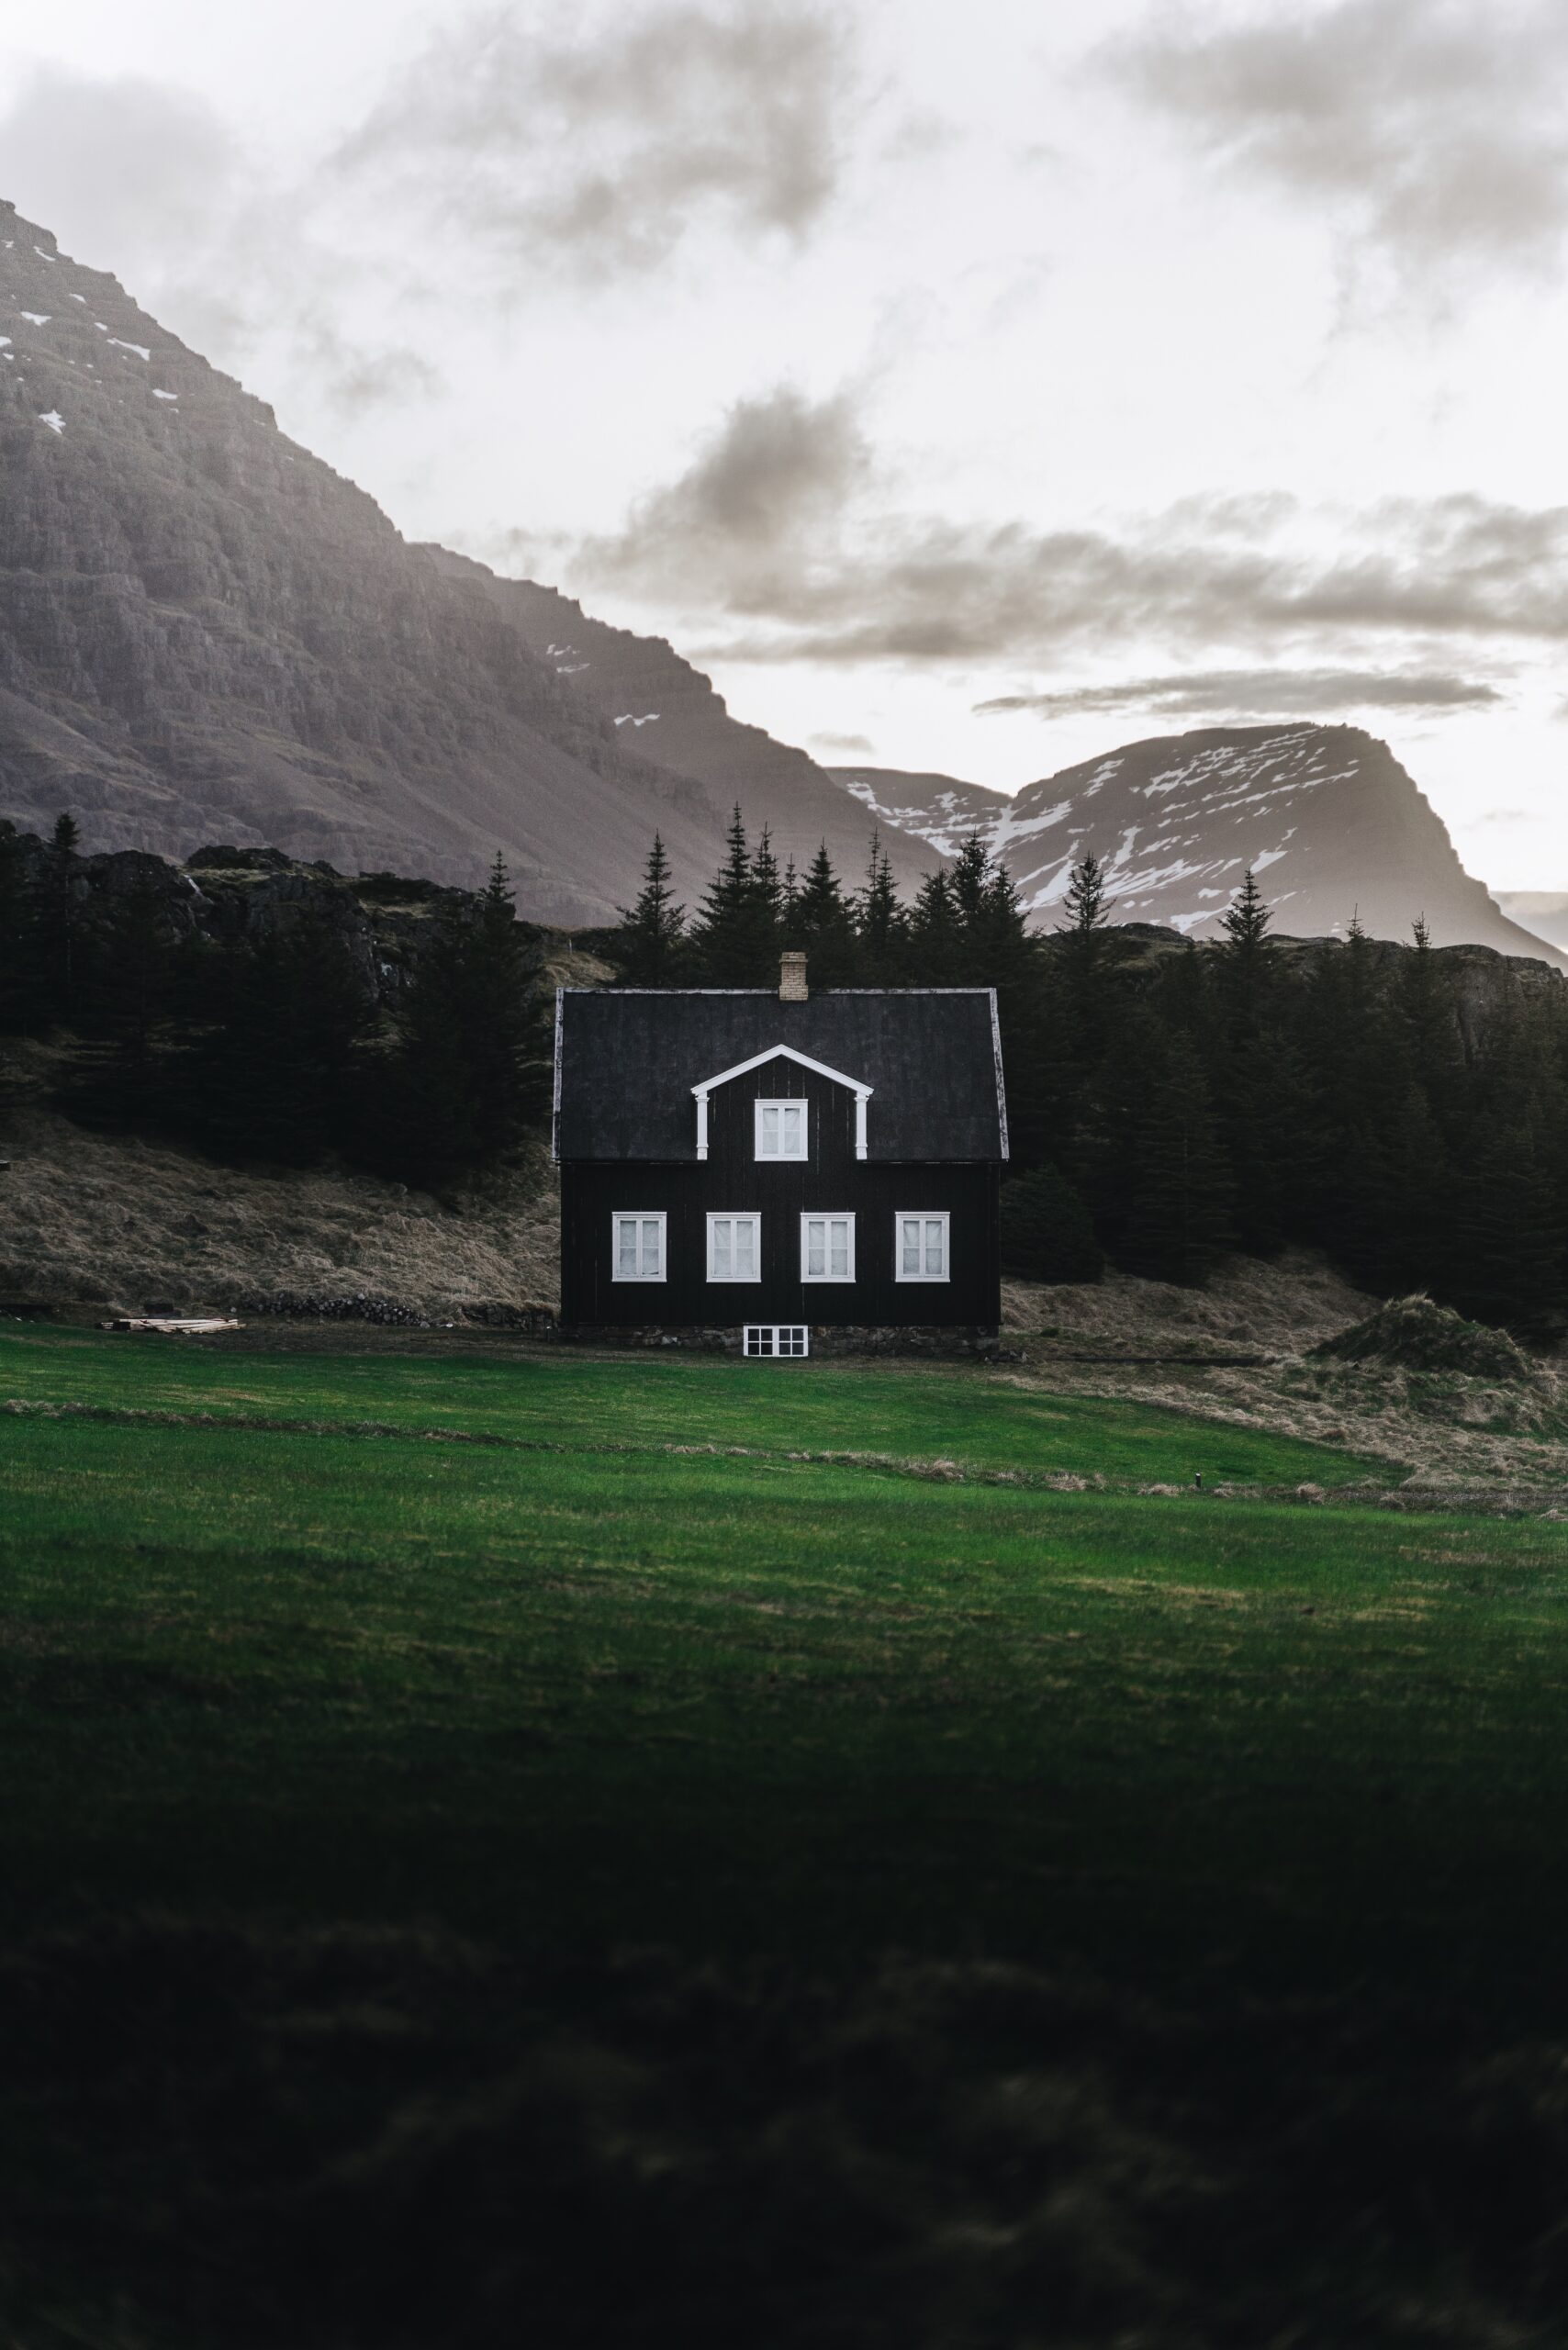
[
  {"xmin": 0, "ymin": 820, "xmax": 552, "ymax": 1187},
  {"xmin": 610, "ymin": 814, "xmax": 1568, "ymax": 1336}
]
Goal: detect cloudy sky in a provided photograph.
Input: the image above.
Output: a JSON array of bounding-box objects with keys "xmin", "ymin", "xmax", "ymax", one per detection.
[{"xmin": 3, "ymin": 0, "xmax": 1566, "ymax": 883}]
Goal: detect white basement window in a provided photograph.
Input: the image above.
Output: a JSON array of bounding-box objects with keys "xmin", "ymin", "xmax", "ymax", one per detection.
[
  {"xmin": 612, "ymin": 1213, "xmax": 666, "ymax": 1281},
  {"xmin": 801, "ymin": 1213, "xmax": 855, "ymax": 1282},
  {"xmin": 707, "ymin": 1213, "xmax": 761, "ymax": 1281},
  {"xmin": 755, "ymin": 1098, "xmax": 807, "ymax": 1160},
  {"xmin": 895, "ymin": 1211, "xmax": 949, "ymax": 1282},
  {"xmin": 745, "ymin": 1325, "xmax": 809, "ymax": 1358}
]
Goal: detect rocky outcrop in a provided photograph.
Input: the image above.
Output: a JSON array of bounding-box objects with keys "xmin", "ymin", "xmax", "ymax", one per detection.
[
  {"xmin": 1, "ymin": 824, "xmax": 600, "ymax": 1004},
  {"xmin": 834, "ymin": 728, "xmax": 1566, "ymax": 967}
]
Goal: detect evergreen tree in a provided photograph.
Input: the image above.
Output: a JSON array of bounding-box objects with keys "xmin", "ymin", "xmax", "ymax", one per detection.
[
  {"xmin": 181, "ymin": 913, "xmax": 376, "ymax": 1166},
  {"xmin": 854, "ymin": 832, "xmax": 908, "ymax": 979},
  {"xmin": 1059, "ymin": 849, "xmax": 1113, "ymax": 973},
  {"xmin": 909, "ymin": 867, "xmax": 962, "ymax": 982},
  {"xmin": 689, "ymin": 806, "xmax": 778, "ymax": 983},
  {"xmin": 39, "ymin": 811, "xmax": 84, "ymax": 1021},
  {"xmin": 751, "ymin": 825, "xmax": 783, "ymax": 934},
  {"xmin": 69, "ymin": 872, "xmax": 178, "ymax": 1121},
  {"xmin": 1220, "ymin": 867, "xmax": 1271, "ymax": 959},
  {"xmin": 0, "ymin": 825, "xmax": 35, "ymax": 1035},
  {"xmin": 1120, "ymin": 1028, "xmax": 1234, "ymax": 1284},
  {"xmin": 790, "ymin": 842, "xmax": 860, "ymax": 983},
  {"xmin": 613, "ymin": 834, "xmax": 687, "ymax": 985},
  {"xmin": 388, "ymin": 856, "xmax": 550, "ymax": 1177},
  {"xmin": 999, "ymin": 1161, "xmax": 1103, "ymax": 1284}
]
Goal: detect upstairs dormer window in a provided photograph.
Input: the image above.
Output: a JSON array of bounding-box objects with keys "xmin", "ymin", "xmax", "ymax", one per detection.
[{"xmin": 755, "ymin": 1098, "xmax": 807, "ymax": 1161}]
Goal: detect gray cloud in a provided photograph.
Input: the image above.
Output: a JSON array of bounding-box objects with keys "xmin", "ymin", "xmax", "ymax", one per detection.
[
  {"xmin": 807, "ymin": 730, "xmax": 877, "ymax": 754},
  {"xmin": 577, "ymin": 399, "xmax": 1568, "ymax": 668},
  {"xmin": 975, "ymin": 668, "xmax": 1504, "ymax": 721},
  {"xmin": 1101, "ymin": 0, "xmax": 1568, "ymax": 287},
  {"xmin": 582, "ymin": 384, "xmax": 869, "ymax": 598},
  {"xmin": 0, "ymin": 67, "xmax": 241, "ymax": 283},
  {"xmin": 335, "ymin": 1, "xmax": 850, "ymax": 279}
]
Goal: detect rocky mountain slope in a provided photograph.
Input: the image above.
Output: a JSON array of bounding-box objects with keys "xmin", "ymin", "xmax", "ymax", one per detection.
[
  {"xmin": 0, "ymin": 201, "xmax": 932, "ymax": 923},
  {"xmin": 834, "ymin": 727, "xmax": 1564, "ymax": 965}
]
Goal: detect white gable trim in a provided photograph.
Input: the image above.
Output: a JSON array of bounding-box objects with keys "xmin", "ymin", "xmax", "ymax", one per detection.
[{"xmin": 691, "ymin": 1044, "xmax": 872, "ymax": 1161}]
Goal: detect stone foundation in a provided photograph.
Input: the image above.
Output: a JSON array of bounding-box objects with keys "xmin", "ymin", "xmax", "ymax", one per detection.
[{"xmin": 557, "ymin": 1324, "xmax": 1006, "ymax": 1360}]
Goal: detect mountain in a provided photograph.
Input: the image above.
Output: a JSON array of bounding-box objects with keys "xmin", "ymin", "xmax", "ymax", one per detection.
[
  {"xmin": 1495, "ymin": 894, "xmax": 1568, "ymax": 954},
  {"xmin": 0, "ymin": 202, "xmax": 935, "ymax": 924},
  {"xmin": 834, "ymin": 726, "xmax": 1565, "ymax": 966}
]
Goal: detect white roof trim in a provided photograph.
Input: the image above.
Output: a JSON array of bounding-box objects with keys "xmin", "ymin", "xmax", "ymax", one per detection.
[
  {"xmin": 691, "ymin": 1044, "xmax": 873, "ymax": 1102},
  {"xmin": 550, "ymin": 987, "xmax": 565, "ymax": 1163},
  {"xmin": 691, "ymin": 1043, "xmax": 872, "ymax": 1163},
  {"xmin": 987, "ymin": 988, "xmax": 1010, "ymax": 1162}
]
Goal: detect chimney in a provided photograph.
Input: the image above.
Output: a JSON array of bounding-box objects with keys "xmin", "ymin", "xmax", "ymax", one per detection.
[{"xmin": 779, "ymin": 949, "xmax": 808, "ymax": 1002}]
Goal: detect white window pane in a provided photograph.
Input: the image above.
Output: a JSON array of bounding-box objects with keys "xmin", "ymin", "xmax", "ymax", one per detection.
[
  {"xmin": 902, "ymin": 1218, "xmax": 921, "ymax": 1276},
  {"xmin": 806, "ymin": 1219, "xmax": 825, "ymax": 1276},
  {"xmin": 830, "ymin": 1221, "xmax": 848, "ymax": 1277},
  {"xmin": 713, "ymin": 1220, "xmax": 731, "ymax": 1278},
  {"xmin": 642, "ymin": 1219, "xmax": 661, "ymax": 1276},
  {"xmin": 782, "ymin": 1104, "xmax": 802, "ymax": 1154},
  {"xmin": 925, "ymin": 1220, "xmax": 945, "ymax": 1275},
  {"xmin": 736, "ymin": 1218, "xmax": 756, "ymax": 1279},
  {"xmin": 617, "ymin": 1219, "xmax": 637, "ymax": 1276},
  {"xmin": 760, "ymin": 1106, "xmax": 778, "ymax": 1155}
]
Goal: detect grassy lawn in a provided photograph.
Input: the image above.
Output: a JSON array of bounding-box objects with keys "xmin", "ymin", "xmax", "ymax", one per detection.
[
  {"xmin": 0, "ymin": 1320, "xmax": 1390, "ymax": 1482},
  {"xmin": 4, "ymin": 1326, "xmax": 1566, "ymax": 2346}
]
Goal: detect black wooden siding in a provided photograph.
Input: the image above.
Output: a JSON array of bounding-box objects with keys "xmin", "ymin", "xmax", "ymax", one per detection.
[{"xmin": 560, "ymin": 1054, "xmax": 1000, "ymax": 1328}]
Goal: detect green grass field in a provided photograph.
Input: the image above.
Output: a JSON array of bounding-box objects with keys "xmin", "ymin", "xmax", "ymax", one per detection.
[{"xmin": 5, "ymin": 1325, "xmax": 1567, "ymax": 2347}]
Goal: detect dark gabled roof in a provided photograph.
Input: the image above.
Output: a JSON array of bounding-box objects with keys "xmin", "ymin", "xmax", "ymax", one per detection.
[{"xmin": 554, "ymin": 989, "xmax": 1008, "ymax": 1163}]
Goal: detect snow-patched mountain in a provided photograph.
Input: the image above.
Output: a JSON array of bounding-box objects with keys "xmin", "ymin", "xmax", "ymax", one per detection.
[
  {"xmin": 834, "ymin": 727, "xmax": 1562, "ymax": 966},
  {"xmin": 0, "ymin": 202, "xmax": 934, "ymax": 923}
]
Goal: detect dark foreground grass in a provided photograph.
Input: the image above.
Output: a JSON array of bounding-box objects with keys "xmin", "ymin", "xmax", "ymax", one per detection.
[{"xmin": 4, "ymin": 1330, "xmax": 1567, "ymax": 2347}]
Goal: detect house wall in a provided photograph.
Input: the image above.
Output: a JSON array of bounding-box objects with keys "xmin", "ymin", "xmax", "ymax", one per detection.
[{"xmin": 560, "ymin": 1053, "xmax": 1000, "ymax": 1329}]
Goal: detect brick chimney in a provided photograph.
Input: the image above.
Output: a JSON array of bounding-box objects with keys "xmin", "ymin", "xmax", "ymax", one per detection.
[{"xmin": 779, "ymin": 949, "xmax": 808, "ymax": 1002}]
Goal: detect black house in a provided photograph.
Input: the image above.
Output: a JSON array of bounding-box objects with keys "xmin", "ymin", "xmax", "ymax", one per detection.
[{"xmin": 553, "ymin": 955, "xmax": 1009, "ymax": 1355}]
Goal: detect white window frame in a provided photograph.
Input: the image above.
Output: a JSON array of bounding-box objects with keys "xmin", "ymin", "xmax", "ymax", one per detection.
[
  {"xmin": 754, "ymin": 1097, "xmax": 808, "ymax": 1161},
  {"xmin": 610, "ymin": 1211, "xmax": 666, "ymax": 1282},
  {"xmin": 745, "ymin": 1325, "xmax": 809, "ymax": 1358},
  {"xmin": 706, "ymin": 1212, "xmax": 763, "ymax": 1282},
  {"xmin": 800, "ymin": 1212, "xmax": 856, "ymax": 1283},
  {"xmin": 894, "ymin": 1210, "xmax": 951, "ymax": 1283}
]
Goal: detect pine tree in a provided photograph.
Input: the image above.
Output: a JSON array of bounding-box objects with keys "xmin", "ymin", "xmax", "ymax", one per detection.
[
  {"xmin": 0, "ymin": 824, "xmax": 34, "ymax": 1035},
  {"xmin": 388, "ymin": 855, "xmax": 550, "ymax": 1176},
  {"xmin": 854, "ymin": 832, "xmax": 908, "ymax": 979},
  {"xmin": 180, "ymin": 913, "xmax": 376, "ymax": 1165},
  {"xmin": 909, "ymin": 867, "xmax": 962, "ymax": 982},
  {"xmin": 689, "ymin": 806, "xmax": 778, "ymax": 983},
  {"xmin": 39, "ymin": 811, "xmax": 84, "ymax": 1020},
  {"xmin": 999, "ymin": 1161, "xmax": 1103, "ymax": 1284},
  {"xmin": 752, "ymin": 825, "xmax": 782, "ymax": 933},
  {"xmin": 69, "ymin": 872, "xmax": 178, "ymax": 1122},
  {"xmin": 1060, "ymin": 849, "xmax": 1113, "ymax": 972},
  {"xmin": 790, "ymin": 842, "xmax": 860, "ymax": 983},
  {"xmin": 613, "ymin": 834, "xmax": 686, "ymax": 985},
  {"xmin": 1121, "ymin": 1029, "xmax": 1234, "ymax": 1284}
]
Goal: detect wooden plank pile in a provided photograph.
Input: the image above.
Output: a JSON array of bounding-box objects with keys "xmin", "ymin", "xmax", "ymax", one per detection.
[{"xmin": 100, "ymin": 1317, "xmax": 242, "ymax": 1336}]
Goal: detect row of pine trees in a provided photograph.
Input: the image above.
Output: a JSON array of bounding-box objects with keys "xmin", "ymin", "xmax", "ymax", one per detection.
[
  {"xmin": 4, "ymin": 808, "xmax": 1567, "ymax": 1332},
  {"xmin": 610, "ymin": 812, "xmax": 1568, "ymax": 1335}
]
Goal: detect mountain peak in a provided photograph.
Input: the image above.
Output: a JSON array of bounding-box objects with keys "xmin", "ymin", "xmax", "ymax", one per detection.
[{"xmin": 840, "ymin": 722, "xmax": 1564, "ymax": 967}]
